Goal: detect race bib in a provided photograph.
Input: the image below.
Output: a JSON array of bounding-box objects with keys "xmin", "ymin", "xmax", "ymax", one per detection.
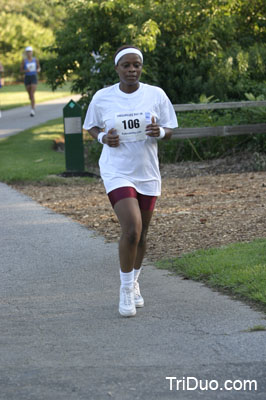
[
  {"xmin": 27, "ymin": 62, "xmax": 36, "ymax": 72},
  {"xmin": 115, "ymin": 111, "xmax": 151, "ymax": 142}
]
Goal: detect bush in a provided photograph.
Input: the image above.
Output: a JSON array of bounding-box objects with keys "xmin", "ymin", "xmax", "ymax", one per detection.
[{"xmin": 45, "ymin": 0, "xmax": 266, "ymax": 108}]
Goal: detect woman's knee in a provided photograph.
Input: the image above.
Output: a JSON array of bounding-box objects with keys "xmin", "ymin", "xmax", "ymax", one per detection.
[
  {"xmin": 122, "ymin": 224, "xmax": 142, "ymax": 246},
  {"xmin": 138, "ymin": 228, "xmax": 148, "ymax": 248}
]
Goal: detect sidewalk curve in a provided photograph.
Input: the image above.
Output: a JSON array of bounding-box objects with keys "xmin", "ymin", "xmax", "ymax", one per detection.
[
  {"xmin": 0, "ymin": 182, "xmax": 265, "ymax": 399},
  {"xmin": 0, "ymin": 95, "xmax": 81, "ymax": 139}
]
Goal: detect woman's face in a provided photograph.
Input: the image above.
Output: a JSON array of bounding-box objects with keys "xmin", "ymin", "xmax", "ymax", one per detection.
[{"xmin": 115, "ymin": 53, "xmax": 142, "ymax": 89}]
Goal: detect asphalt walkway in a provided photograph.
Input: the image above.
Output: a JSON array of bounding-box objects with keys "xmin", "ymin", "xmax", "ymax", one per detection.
[
  {"xmin": 0, "ymin": 95, "xmax": 80, "ymax": 139},
  {"xmin": 0, "ymin": 99, "xmax": 265, "ymax": 399}
]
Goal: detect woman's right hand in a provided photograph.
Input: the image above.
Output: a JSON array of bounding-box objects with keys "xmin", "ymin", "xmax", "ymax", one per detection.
[{"xmin": 103, "ymin": 128, "xmax": 120, "ymax": 147}]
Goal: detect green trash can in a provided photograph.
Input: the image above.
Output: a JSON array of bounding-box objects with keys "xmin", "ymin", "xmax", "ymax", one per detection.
[{"xmin": 63, "ymin": 99, "xmax": 84, "ymax": 172}]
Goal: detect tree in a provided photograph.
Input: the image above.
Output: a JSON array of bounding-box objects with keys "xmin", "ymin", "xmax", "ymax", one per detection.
[
  {"xmin": 0, "ymin": 12, "xmax": 54, "ymax": 78},
  {"xmin": 45, "ymin": 0, "xmax": 160, "ymax": 94},
  {"xmin": 0, "ymin": 0, "xmax": 65, "ymax": 79},
  {"xmin": 45, "ymin": 0, "xmax": 266, "ymax": 104},
  {"xmin": 0, "ymin": 0, "xmax": 65, "ymax": 29}
]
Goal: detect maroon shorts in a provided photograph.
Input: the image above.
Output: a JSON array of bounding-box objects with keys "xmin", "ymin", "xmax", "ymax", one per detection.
[{"xmin": 108, "ymin": 187, "xmax": 157, "ymax": 211}]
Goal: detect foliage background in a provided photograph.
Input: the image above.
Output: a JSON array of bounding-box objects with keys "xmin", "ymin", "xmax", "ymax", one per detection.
[
  {"xmin": 0, "ymin": 0, "xmax": 65, "ymax": 79},
  {"xmin": 1, "ymin": 0, "xmax": 266, "ymax": 162},
  {"xmin": 44, "ymin": 0, "xmax": 266, "ymax": 105},
  {"xmin": 1, "ymin": 0, "xmax": 265, "ymax": 102}
]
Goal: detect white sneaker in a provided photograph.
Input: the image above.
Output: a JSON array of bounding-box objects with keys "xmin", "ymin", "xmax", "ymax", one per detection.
[
  {"xmin": 30, "ymin": 109, "xmax": 35, "ymax": 117},
  {"xmin": 119, "ymin": 286, "xmax": 136, "ymax": 317},
  {"xmin": 134, "ymin": 281, "xmax": 144, "ymax": 308}
]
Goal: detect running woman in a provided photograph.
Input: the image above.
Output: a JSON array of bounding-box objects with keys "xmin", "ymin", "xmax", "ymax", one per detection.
[
  {"xmin": 83, "ymin": 45, "xmax": 178, "ymax": 317},
  {"xmin": 20, "ymin": 46, "xmax": 41, "ymax": 116}
]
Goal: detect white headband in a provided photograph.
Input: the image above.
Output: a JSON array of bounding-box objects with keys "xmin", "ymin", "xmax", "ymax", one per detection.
[{"xmin": 115, "ymin": 48, "xmax": 143, "ymax": 66}]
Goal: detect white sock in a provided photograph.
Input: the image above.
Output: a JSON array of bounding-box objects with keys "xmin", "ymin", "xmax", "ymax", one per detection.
[
  {"xmin": 134, "ymin": 267, "xmax": 142, "ymax": 282},
  {"xmin": 120, "ymin": 270, "xmax": 134, "ymax": 289}
]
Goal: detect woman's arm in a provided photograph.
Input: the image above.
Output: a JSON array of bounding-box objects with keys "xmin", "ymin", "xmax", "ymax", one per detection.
[
  {"xmin": 88, "ymin": 126, "xmax": 102, "ymax": 140},
  {"xmin": 146, "ymin": 116, "xmax": 173, "ymax": 140},
  {"xmin": 160, "ymin": 128, "xmax": 173, "ymax": 140},
  {"xmin": 36, "ymin": 59, "xmax": 41, "ymax": 73},
  {"xmin": 20, "ymin": 60, "xmax": 25, "ymax": 74},
  {"xmin": 88, "ymin": 126, "xmax": 119, "ymax": 147}
]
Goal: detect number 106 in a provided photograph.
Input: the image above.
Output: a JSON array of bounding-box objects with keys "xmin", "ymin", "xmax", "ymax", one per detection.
[{"xmin": 122, "ymin": 119, "xmax": 140, "ymax": 129}]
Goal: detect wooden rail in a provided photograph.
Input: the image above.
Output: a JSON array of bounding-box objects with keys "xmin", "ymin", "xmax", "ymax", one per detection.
[
  {"xmin": 173, "ymin": 100, "xmax": 266, "ymax": 112},
  {"xmin": 172, "ymin": 101, "xmax": 266, "ymax": 139}
]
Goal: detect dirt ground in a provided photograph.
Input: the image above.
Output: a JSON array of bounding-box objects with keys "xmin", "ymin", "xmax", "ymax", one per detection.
[{"xmin": 13, "ymin": 152, "xmax": 266, "ymax": 262}]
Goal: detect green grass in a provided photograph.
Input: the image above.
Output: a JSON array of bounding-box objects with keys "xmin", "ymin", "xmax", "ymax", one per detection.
[
  {"xmin": 0, "ymin": 82, "xmax": 72, "ymax": 110},
  {"xmin": 244, "ymin": 325, "xmax": 266, "ymax": 332},
  {"xmin": 157, "ymin": 239, "xmax": 266, "ymax": 311},
  {"xmin": 0, "ymin": 118, "xmax": 66, "ymax": 182}
]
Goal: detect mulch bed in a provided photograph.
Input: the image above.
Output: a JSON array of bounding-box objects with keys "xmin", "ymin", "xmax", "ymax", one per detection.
[{"xmin": 13, "ymin": 152, "xmax": 266, "ymax": 262}]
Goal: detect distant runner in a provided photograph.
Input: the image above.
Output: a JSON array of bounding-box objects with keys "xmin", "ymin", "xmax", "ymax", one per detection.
[{"xmin": 20, "ymin": 46, "xmax": 41, "ymax": 117}]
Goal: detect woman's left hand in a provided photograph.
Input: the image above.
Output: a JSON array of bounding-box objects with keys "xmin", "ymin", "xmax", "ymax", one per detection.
[{"xmin": 146, "ymin": 116, "xmax": 160, "ymax": 138}]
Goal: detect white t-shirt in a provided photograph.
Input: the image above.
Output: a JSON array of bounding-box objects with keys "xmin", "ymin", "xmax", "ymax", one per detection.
[{"xmin": 83, "ymin": 82, "xmax": 178, "ymax": 195}]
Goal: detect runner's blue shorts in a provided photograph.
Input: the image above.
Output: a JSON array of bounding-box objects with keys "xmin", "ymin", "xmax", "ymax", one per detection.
[{"xmin": 24, "ymin": 75, "xmax": 37, "ymax": 86}]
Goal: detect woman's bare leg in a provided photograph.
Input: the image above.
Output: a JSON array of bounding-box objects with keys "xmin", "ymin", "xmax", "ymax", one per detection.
[
  {"xmin": 29, "ymin": 84, "xmax": 37, "ymax": 109},
  {"xmin": 133, "ymin": 209, "xmax": 154, "ymax": 270},
  {"xmin": 114, "ymin": 197, "xmax": 142, "ymax": 273}
]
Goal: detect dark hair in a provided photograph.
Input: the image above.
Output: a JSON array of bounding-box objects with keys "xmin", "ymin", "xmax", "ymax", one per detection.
[{"xmin": 114, "ymin": 44, "xmax": 142, "ymax": 64}]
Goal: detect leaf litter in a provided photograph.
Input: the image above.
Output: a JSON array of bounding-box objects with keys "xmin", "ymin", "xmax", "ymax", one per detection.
[{"xmin": 13, "ymin": 153, "xmax": 266, "ymax": 262}]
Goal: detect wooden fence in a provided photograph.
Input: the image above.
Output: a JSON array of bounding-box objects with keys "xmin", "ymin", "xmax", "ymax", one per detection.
[{"xmin": 172, "ymin": 100, "xmax": 266, "ymax": 139}]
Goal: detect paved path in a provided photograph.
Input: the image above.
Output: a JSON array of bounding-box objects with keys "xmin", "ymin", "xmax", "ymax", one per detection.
[
  {"xmin": 0, "ymin": 100, "xmax": 265, "ymax": 399},
  {"xmin": 0, "ymin": 183, "xmax": 265, "ymax": 399},
  {"xmin": 0, "ymin": 95, "xmax": 81, "ymax": 139}
]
